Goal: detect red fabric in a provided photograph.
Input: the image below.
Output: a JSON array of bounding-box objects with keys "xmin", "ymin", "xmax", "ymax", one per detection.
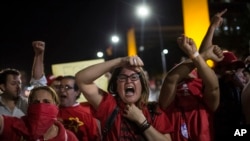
[
  {"xmin": 164, "ymin": 77, "xmax": 214, "ymax": 141},
  {"xmin": 58, "ymin": 104, "xmax": 101, "ymax": 141},
  {"xmin": 80, "ymin": 101, "xmax": 94, "ymax": 114},
  {"xmin": 214, "ymin": 51, "xmax": 245, "ymax": 69},
  {"xmin": 93, "ymin": 93, "xmax": 173, "ymax": 141},
  {"xmin": 0, "ymin": 116, "xmax": 78, "ymax": 141}
]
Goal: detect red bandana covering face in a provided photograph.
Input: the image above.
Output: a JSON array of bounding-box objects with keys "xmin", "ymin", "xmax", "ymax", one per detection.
[{"xmin": 24, "ymin": 103, "xmax": 59, "ymax": 140}]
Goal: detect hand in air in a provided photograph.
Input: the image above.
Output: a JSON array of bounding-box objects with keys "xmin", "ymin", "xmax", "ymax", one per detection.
[
  {"xmin": 32, "ymin": 41, "xmax": 45, "ymax": 55},
  {"xmin": 177, "ymin": 34, "xmax": 198, "ymax": 57},
  {"xmin": 202, "ymin": 45, "xmax": 224, "ymax": 62},
  {"xmin": 121, "ymin": 55, "xmax": 144, "ymax": 72}
]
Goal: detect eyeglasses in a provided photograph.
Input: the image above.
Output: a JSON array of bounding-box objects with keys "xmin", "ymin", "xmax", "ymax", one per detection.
[
  {"xmin": 117, "ymin": 73, "xmax": 140, "ymax": 82},
  {"xmin": 59, "ymin": 85, "xmax": 74, "ymax": 91}
]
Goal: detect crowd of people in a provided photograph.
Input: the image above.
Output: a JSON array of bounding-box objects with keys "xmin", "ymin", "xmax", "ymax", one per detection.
[{"xmin": 1, "ymin": 9, "xmax": 250, "ymax": 141}]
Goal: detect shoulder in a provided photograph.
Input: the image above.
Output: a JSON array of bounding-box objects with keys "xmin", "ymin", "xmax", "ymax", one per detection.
[{"xmin": 19, "ymin": 96, "xmax": 28, "ymax": 102}]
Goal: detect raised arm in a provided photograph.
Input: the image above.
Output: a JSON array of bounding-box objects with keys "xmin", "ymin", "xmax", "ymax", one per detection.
[
  {"xmin": 180, "ymin": 35, "xmax": 223, "ymax": 111},
  {"xmin": 159, "ymin": 58, "xmax": 195, "ymax": 109},
  {"xmin": 159, "ymin": 35, "xmax": 223, "ymax": 111},
  {"xmin": 31, "ymin": 41, "xmax": 45, "ymax": 80},
  {"xmin": 199, "ymin": 9, "xmax": 227, "ymax": 53},
  {"xmin": 75, "ymin": 56, "xmax": 143, "ymax": 109},
  {"xmin": 30, "ymin": 41, "xmax": 47, "ymax": 87}
]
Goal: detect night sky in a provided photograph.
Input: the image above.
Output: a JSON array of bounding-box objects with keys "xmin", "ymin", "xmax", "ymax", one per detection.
[{"xmin": 0, "ymin": 0, "xmax": 182, "ymax": 76}]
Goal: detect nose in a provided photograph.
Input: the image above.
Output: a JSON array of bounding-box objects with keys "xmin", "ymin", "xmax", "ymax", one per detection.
[{"xmin": 125, "ymin": 77, "xmax": 133, "ymax": 82}]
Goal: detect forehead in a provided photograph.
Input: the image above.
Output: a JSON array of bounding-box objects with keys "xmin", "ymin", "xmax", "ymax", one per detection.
[
  {"xmin": 32, "ymin": 89, "xmax": 54, "ymax": 100},
  {"xmin": 120, "ymin": 67, "xmax": 137, "ymax": 74},
  {"xmin": 61, "ymin": 78, "xmax": 75, "ymax": 85},
  {"xmin": 6, "ymin": 74, "xmax": 21, "ymax": 81}
]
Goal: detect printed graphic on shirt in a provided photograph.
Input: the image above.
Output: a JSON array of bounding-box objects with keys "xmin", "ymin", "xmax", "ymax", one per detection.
[
  {"xmin": 62, "ymin": 117, "xmax": 84, "ymax": 133},
  {"xmin": 181, "ymin": 123, "xmax": 189, "ymax": 139}
]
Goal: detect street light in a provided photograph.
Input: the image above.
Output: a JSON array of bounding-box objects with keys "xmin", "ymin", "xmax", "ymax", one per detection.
[
  {"xmin": 96, "ymin": 51, "xmax": 104, "ymax": 58},
  {"xmin": 111, "ymin": 34, "xmax": 120, "ymax": 57},
  {"xmin": 136, "ymin": 4, "xmax": 167, "ymax": 75},
  {"xmin": 111, "ymin": 35, "xmax": 120, "ymax": 43}
]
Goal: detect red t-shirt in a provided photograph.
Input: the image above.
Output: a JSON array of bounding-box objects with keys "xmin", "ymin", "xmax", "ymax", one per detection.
[
  {"xmin": 80, "ymin": 101, "xmax": 93, "ymax": 114},
  {"xmin": 58, "ymin": 103, "xmax": 101, "ymax": 141},
  {"xmin": 0, "ymin": 115, "xmax": 78, "ymax": 141},
  {"xmin": 93, "ymin": 93, "xmax": 173, "ymax": 141},
  {"xmin": 164, "ymin": 77, "xmax": 214, "ymax": 141}
]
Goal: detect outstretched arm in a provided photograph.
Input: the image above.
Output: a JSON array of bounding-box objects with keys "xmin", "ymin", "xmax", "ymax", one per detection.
[
  {"xmin": 75, "ymin": 56, "xmax": 143, "ymax": 109},
  {"xmin": 159, "ymin": 35, "xmax": 223, "ymax": 111},
  {"xmin": 31, "ymin": 41, "xmax": 45, "ymax": 80},
  {"xmin": 179, "ymin": 35, "xmax": 222, "ymax": 111},
  {"xmin": 199, "ymin": 9, "xmax": 227, "ymax": 53},
  {"xmin": 30, "ymin": 41, "xmax": 47, "ymax": 87},
  {"xmin": 159, "ymin": 58, "xmax": 194, "ymax": 109}
]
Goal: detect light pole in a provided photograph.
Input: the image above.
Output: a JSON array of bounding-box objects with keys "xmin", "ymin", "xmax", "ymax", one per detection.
[{"xmin": 136, "ymin": 4, "xmax": 167, "ymax": 75}]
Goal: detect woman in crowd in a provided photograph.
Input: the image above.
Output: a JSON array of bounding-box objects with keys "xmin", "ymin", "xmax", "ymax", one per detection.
[
  {"xmin": 0, "ymin": 86, "xmax": 78, "ymax": 141},
  {"xmin": 75, "ymin": 56, "xmax": 173, "ymax": 141}
]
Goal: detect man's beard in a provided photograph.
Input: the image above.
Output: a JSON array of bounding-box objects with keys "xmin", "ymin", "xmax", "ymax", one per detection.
[
  {"xmin": 3, "ymin": 91, "xmax": 20, "ymax": 101},
  {"xmin": 10, "ymin": 91, "xmax": 21, "ymax": 101}
]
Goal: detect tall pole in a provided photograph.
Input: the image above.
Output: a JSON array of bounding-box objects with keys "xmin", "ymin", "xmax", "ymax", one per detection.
[
  {"xmin": 155, "ymin": 17, "xmax": 167, "ymax": 75},
  {"xmin": 136, "ymin": 4, "xmax": 167, "ymax": 75}
]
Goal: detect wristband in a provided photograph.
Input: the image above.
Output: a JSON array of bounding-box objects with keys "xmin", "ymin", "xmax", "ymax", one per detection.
[
  {"xmin": 190, "ymin": 51, "xmax": 199, "ymax": 60},
  {"xmin": 139, "ymin": 119, "xmax": 151, "ymax": 132}
]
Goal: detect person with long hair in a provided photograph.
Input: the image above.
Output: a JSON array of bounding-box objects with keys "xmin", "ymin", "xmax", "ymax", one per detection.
[{"xmin": 75, "ymin": 56, "xmax": 173, "ymax": 141}]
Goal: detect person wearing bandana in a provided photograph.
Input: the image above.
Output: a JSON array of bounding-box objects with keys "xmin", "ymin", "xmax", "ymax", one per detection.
[{"xmin": 0, "ymin": 86, "xmax": 78, "ymax": 141}]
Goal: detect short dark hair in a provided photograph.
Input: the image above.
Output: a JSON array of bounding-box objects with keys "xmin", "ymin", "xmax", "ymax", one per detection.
[{"xmin": 0, "ymin": 68, "xmax": 21, "ymax": 84}]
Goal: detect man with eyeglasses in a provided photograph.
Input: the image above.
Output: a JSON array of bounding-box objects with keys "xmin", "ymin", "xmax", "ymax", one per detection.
[
  {"xmin": 29, "ymin": 41, "xmax": 101, "ymax": 141},
  {"xmin": 57, "ymin": 75, "xmax": 101, "ymax": 141}
]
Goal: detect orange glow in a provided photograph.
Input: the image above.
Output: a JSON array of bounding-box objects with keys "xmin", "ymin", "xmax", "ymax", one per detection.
[
  {"xmin": 182, "ymin": 0, "xmax": 214, "ymax": 67},
  {"xmin": 182, "ymin": 0, "xmax": 210, "ymax": 50},
  {"xmin": 127, "ymin": 28, "xmax": 137, "ymax": 56}
]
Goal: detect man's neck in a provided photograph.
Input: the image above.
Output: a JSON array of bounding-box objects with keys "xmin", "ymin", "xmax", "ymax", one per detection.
[{"xmin": 1, "ymin": 94, "xmax": 17, "ymax": 111}]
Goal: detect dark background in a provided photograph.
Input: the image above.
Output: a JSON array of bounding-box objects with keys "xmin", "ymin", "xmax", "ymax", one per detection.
[
  {"xmin": 0, "ymin": 0, "xmax": 182, "ymax": 75},
  {"xmin": 1, "ymin": 0, "xmax": 249, "ymax": 79}
]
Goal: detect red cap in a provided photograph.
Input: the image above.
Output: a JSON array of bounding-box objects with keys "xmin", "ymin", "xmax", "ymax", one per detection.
[
  {"xmin": 214, "ymin": 51, "xmax": 245, "ymax": 70},
  {"xmin": 46, "ymin": 75, "xmax": 63, "ymax": 86}
]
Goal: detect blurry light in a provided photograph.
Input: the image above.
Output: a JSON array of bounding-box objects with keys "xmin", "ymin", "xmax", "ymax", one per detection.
[
  {"xmin": 206, "ymin": 59, "xmax": 214, "ymax": 68},
  {"xmin": 139, "ymin": 46, "xmax": 144, "ymax": 52},
  {"xmin": 163, "ymin": 49, "xmax": 168, "ymax": 54},
  {"xmin": 223, "ymin": 26, "xmax": 229, "ymax": 31},
  {"xmin": 97, "ymin": 51, "xmax": 104, "ymax": 58},
  {"xmin": 111, "ymin": 35, "xmax": 119, "ymax": 43},
  {"xmin": 236, "ymin": 26, "xmax": 240, "ymax": 30},
  {"xmin": 136, "ymin": 5, "xmax": 150, "ymax": 18}
]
